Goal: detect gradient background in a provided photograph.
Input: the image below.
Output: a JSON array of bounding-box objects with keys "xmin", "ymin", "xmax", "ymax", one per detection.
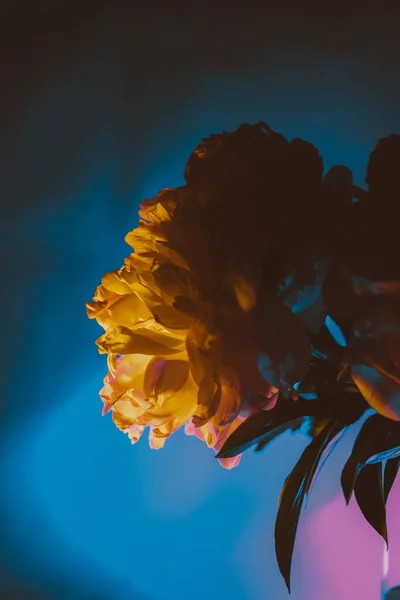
[{"xmin": 1, "ymin": 3, "xmax": 400, "ymax": 599}]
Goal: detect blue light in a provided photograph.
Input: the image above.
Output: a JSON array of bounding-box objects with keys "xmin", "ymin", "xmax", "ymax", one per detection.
[
  {"xmin": 325, "ymin": 315, "xmax": 348, "ymax": 347},
  {"xmin": 3, "ymin": 55, "xmax": 392, "ymax": 599}
]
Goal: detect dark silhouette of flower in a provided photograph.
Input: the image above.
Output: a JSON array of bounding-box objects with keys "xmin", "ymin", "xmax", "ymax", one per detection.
[
  {"xmin": 88, "ymin": 122, "xmax": 400, "ymax": 592},
  {"xmin": 366, "ymin": 134, "xmax": 400, "ymax": 203}
]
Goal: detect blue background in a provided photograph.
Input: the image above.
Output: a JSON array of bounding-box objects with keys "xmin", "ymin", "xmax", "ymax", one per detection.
[{"xmin": 1, "ymin": 8, "xmax": 400, "ymax": 599}]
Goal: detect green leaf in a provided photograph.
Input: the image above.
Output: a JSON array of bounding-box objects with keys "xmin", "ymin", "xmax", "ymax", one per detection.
[
  {"xmin": 275, "ymin": 420, "xmax": 343, "ymax": 592},
  {"xmin": 341, "ymin": 415, "xmax": 399, "ymax": 504},
  {"xmin": 353, "ymin": 463, "xmax": 388, "ymax": 544}
]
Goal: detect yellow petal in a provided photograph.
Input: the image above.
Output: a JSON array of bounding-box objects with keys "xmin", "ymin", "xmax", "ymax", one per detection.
[
  {"xmin": 138, "ymin": 197, "xmax": 162, "ymax": 222},
  {"xmin": 217, "ymin": 370, "xmax": 241, "ymax": 425},
  {"xmin": 155, "ymin": 243, "xmax": 189, "ymax": 269},
  {"xmin": 190, "ymin": 319, "xmax": 221, "ymax": 354},
  {"xmin": 194, "ymin": 369, "xmax": 240, "ymax": 434},
  {"xmin": 96, "ymin": 294, "xmax": 152, "ymax": 329},
  {"xmin": 97, "ymin": 326, "xmax": 184, "ymax": 356},
  {"xmin": 111, "ymin": 399, "xmax": 148, "ymax": 428},
  {"xmin": 152, "ymin": 304, "xmax": 194, "ymax": 330},
  {"xmin": 153, "ymin": 264, "xmax": 196, "ymax": 302},
  {"xmin": 138, "ymin": 189, "xmax": 178, "ymax": 223},
  {"xmin": 101, "ymin": 270, "xmax": 133, "ymax": 295},
  {"xmin": 107, "ymin": 353, "xmax": 118, "ymax": 376},
  {"xmin": 124, "ymin": 253, "xmax": 154, "ymax": 271},
  {"xmin": 137, "ymin": 247, "xmax": 189, "ymax": 270},
  {"xmin": 91, "ymin": 284, "xmax": 116, "ymax": 302},
  {"xmin": 123, "ymin": 271, "xmax": 164, "ymax": 308},
  {"xmin": 143, "ymin": 358, "xmax": 189, "ymax": 401},
  {"xmin": 112, "ymin": 410, "xmax": 137, "ymax": 430},
  {"xmin": 232, "ymin": 275, "xmax": 257, "ymax": 312},
  {"xmin": 86, "ymin": 299, "xmax": 108, "ymax": 320},
  {"xmin": 125, "ymin": 222, "xmax": 167, "ymax": 255},
  {"xmin": 126, "ymin": 424, "xmax": 145, "ymax": 444},
  {"xmin": 172, "ymin": 296, "xmax": 197, "ymax": 317},
  {"xmin": 138, "ymin": 374, "xmax": 197, "ymax": 429},
  {"xmin": 100, "ymin": 354, "xmax": 151, "ymax": 411},
  {"xmin": 149, "ymin": 428, "xmax": 167, "ymax": 449},
  {"xmin": 192, "ymin": 380, "xmax": 221, "ymax": 427},
  {"xmin": 185, "ymin": 333, "xmax": 214, "ymax": 386}
]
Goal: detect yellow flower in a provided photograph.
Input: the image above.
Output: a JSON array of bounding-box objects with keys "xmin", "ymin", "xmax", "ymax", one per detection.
[
  {"xmin": 87, "ymin": 187, "xmax": 286, "ymax": 465},
  {"xmin": 100, "ymin": 353, "xmax": 198, "ymax": 448},
  {"xmin": 87, "ymin": 124, "xmax": 320, "ymax": 466}
]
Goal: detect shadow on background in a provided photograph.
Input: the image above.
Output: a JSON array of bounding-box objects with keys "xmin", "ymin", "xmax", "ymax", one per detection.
[{"xmin": 1, "ymin": 3, "xmax": 400, "ymax": 599}]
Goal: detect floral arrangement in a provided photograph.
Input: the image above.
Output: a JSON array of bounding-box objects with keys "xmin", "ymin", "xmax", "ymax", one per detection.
[{"xmin": 87, "ymin": 123, "xmax": 400, "ymax": 592}]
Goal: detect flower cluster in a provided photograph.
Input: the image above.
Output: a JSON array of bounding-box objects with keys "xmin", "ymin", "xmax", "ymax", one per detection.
[
  {"xmin": 88, "ymin": 123, "xmax": 400, "ymax": 591},
  {"xmin": 87, "ymin": 123, "xmax": 333, "ymax": 467}
]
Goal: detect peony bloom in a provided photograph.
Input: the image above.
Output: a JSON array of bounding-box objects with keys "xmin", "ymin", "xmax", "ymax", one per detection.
[
  {"xmin": 88, "ymin": 123, "xmax": 400, "ymax": 592},
  {"xmin": 87, "ymin": 124, "xmax": 400, "ymax": 446},
  {"xmin": 88, "ymin": 122, "xmax": 383, "ymax": 465},
  {"xmin": 87, "ymin": 123, "xmax": 337, "ymax": 465},
  {"xmin": 87, "ymin": 173, "xmax": 285, "ymax": 466},
  {"xmin": 366, "ymin": 134, "xmax": 400, "ymax": 203}
]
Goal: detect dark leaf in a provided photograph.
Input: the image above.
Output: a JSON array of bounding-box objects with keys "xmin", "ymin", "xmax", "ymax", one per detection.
[
  {"xmin": 217, "ymin": 399, "xmax": 324, "ymax": 459},
  {"xmin": 341, "ymin": 415, "xmax": 400, "ymax": 504},
  {"xmin": 366, "ymin": 445, "xmax": 400, "ymax": 464},
  {"xmin": 216, "ymin": 408, "xmax": 291, "ymax": 459},
  {"xmin": 275, "ymin": 421, "xmax": 343, "ymax": 592},
  {"xmin": 353, "ymin": 463, "xmax": 388, "ymax": 544},
  {"xmin": 384, "ymin": 458, "xmax": 400, "ymax": 503},
  {"xmin": 217, "ymin": 392, "xmax": 366, "ymax": 460},
  {"xmin": 255, "ymin": 419, "xmax": 303, "ymax": 452},
  {"xmin": 301, "ymin": 416, "xmax": 333, "ymax": 440},
  {"xmin": 315, "ymin": 390, "xmax": 367, "ymax": 424},
  {"xmin": 310, "ymin": 325, "xmax": 345, "ymax": 370}
]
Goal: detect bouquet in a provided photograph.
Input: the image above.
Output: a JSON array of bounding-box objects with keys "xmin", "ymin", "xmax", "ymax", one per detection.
[{"xmin": 87, "ymin": 123, "xmax": 400, "ymax": 592}]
